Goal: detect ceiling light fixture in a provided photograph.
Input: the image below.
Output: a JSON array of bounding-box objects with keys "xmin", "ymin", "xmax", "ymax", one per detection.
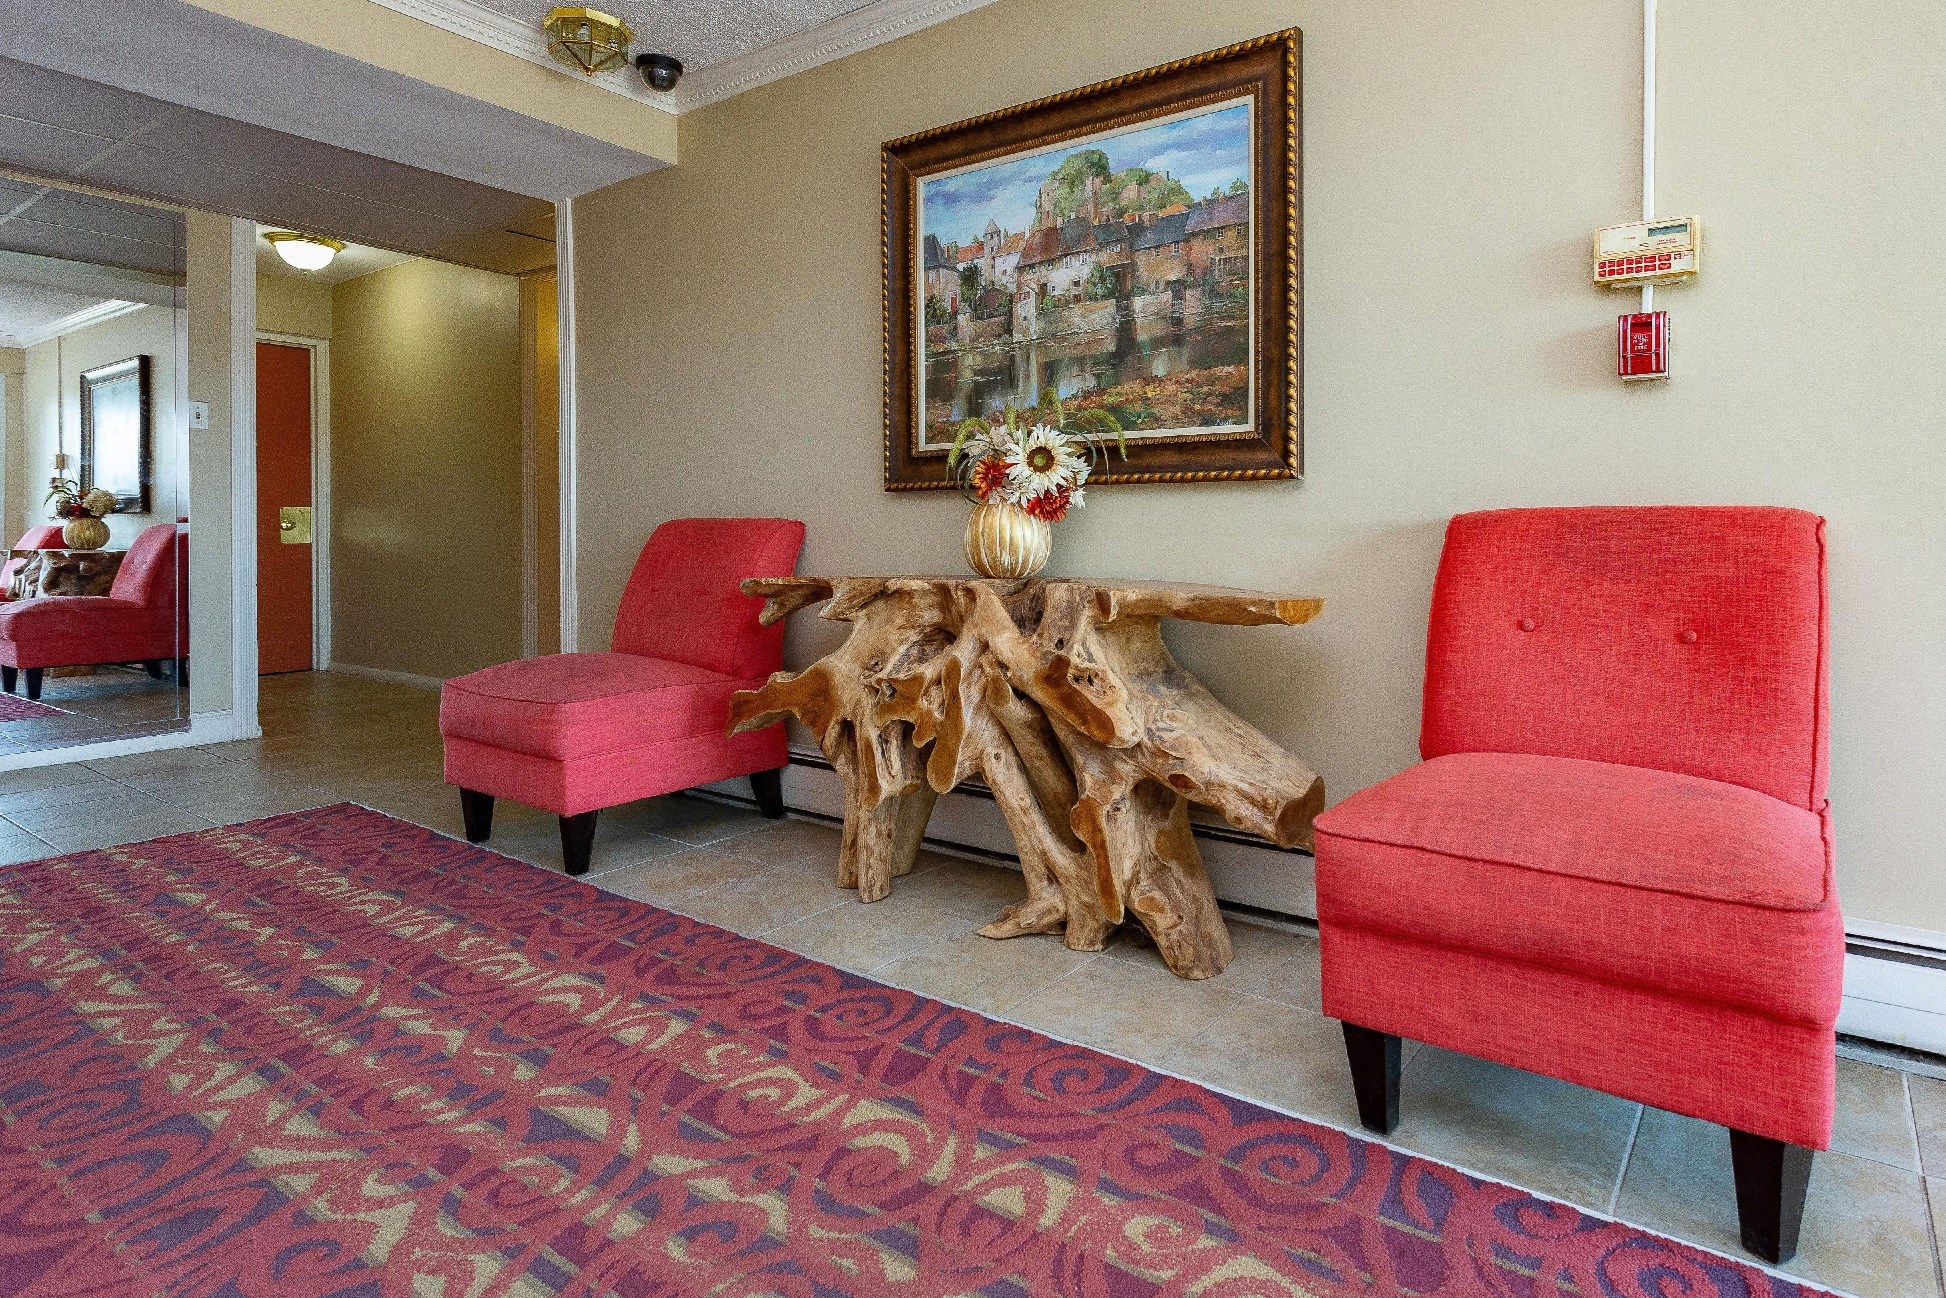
[
  {"xmin": 543, "ymin": 6, "xmax": 634, "ymax": 75},
  {"xmin": 263, "ymin": 231, "xmax": 345, "ymax": 272}
]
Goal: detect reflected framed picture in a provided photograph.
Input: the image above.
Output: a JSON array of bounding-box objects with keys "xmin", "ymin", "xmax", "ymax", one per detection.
[
  {"xmin": 80, "ymin": 354, "xmax": 152, "ymax": 514},
  {"xmin": 881, "ymin": 29, "xmax": 1300, "ymax": 489}
]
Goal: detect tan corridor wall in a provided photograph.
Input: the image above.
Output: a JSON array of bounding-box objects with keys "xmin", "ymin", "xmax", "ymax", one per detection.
[
  {"xmin": 330, "ymin": 259, "xmax": 522, "ymax": 680},
  {"xmin": 572, "ymin": 0, "xmax": 1946, "ymax": 934},
  {"xmin": 258, "ymin": 273, "xmax": 333, "ymax": 339}
]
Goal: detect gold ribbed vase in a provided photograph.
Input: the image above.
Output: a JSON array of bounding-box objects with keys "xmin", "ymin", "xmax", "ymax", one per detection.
[
  {"xmin": 62, "ymin": 516, "xmax": 109, "ymax": 550},
  {"xmin": 964, "ymin": 500, "xmax": 1051, "ymax": 579}
]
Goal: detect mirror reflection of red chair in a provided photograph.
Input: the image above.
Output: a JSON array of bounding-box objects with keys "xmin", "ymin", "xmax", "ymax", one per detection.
[
  {"xmin": 0, "ymin": 523, "xmax": 189, "ymax": 700},
  {"xmin": 440, "ymin": 517, "xmax": 806, "ymax": 877},
  {"xmin": 1313, "ymin": 506, "xmax": 1842, "ymax": 1266},
  {"xmin": 1, "ymin": 524, "xmax": 67, "ymax": 601}
]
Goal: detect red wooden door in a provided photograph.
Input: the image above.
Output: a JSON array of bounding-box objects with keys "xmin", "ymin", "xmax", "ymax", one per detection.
[{"xmin": 256, "ymin": 342, "xmax": 314, "ymax": 674}]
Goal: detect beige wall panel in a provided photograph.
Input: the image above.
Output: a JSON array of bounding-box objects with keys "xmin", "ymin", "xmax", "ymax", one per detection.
[
  {"xmin": 185, "ymin": 210, "xmax": 243, "ymax": 716},
  {"xmin": 571, "ymin": 0, "xmax": 1946, "ymax": 932},
  {"xmin": 1, "ymin": 347, "xmax": 27, "ymax": 546},
  {"xmin": 330, "ymin": 259, "xmax": 523, "ymax": 679},
  {"xmin": 524, "ymin": 270, "xmax": 561, "ymax": 658},
  {"xmin": 257, "ymin": 274, "xmax": 334, "ymax": 339}
]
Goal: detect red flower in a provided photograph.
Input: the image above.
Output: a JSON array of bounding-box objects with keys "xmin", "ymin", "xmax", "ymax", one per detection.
[
  {"xmin": 970, "ymin": 457, "xmax": 1010, "ymax": 500},
  {"xmin": 1022, "ymin": 488, "xmax": 1071, "ymax": 523}
]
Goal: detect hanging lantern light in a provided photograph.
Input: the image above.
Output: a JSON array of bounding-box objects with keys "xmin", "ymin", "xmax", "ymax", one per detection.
[{"xmin": 543, "ymin": 7, "xmax": 634, "ymax": 75}]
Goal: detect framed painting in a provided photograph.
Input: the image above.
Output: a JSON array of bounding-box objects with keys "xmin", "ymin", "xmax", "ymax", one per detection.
[
  {"xmin": 79, "ymin": 354, "xmax": 153, "ymax": 513},
  {"xmin": 882, "ymin": 29, "xmax": 1300, "ymax": 489}
]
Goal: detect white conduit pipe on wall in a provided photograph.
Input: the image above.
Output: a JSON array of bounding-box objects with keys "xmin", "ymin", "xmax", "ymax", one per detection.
[{"xmin": 1641, "ymin": 0, "xmax": 1656, "ymax": 315}]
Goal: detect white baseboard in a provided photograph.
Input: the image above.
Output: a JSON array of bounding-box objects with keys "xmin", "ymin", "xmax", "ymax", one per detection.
[
  {"xmin": 702, "ymin": 749, "xmax": 1319, "ymax": 917},
  {"xmin": 1840, "ymin": 946, "xmax": 1946, "ymax": 1056},
  {"xmin": 325, "ymin": 662, "xmax": 446, "ymax": 691},
  {"xmin": 706, "ymin": 751, "xmax": 1946, "ymax": 1057},
  {"xmin": 0, "ymin": 708, "xmax": 257, "ymax": 771}
]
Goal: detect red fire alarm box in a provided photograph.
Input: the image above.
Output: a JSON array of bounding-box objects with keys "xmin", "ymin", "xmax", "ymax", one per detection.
[{"xmin": 1618, "ymin": 311, "xmax": 1669, "ymax": 381}]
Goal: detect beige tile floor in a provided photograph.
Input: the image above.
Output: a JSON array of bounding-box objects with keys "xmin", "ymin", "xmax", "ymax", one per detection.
[
  {"xmin": 5, "ymin": 670, "xmax": 1943, "ymax": 1298},
  {"xmin": 0, "ymin": 665, "xmax": 186, "ymax": 755}
]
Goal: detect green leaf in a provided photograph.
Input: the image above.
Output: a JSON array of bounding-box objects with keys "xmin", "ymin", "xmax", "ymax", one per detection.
[{"xmin": 946, "ymin": 418, "xmax": 987, "ymax": 472}]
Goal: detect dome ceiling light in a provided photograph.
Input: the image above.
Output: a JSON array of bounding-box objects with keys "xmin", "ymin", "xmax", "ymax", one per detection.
[
  {"xmin": 263, "ymin": 231, "xmax": 346, "ymax": 272},
  {"xmin": 543, "ymin": 6, "xmax": 634, "ymax": 75}
]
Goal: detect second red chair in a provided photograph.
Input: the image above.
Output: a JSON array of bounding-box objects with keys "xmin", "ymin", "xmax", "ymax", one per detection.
[{"xmin": 440, "ymin": 517, "xmax": 805, "ymax": 875}]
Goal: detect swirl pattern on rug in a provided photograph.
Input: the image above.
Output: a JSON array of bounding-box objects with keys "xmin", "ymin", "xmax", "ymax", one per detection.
[{"xmin": 0, "ymin": 804, "xmax": 1828, "ymax": 1296}]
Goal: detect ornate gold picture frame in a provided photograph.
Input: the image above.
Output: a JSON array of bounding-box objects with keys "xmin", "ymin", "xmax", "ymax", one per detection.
[{"xmin": 883, "ymin": 29, "xmax": 1301, "ymax": 489}]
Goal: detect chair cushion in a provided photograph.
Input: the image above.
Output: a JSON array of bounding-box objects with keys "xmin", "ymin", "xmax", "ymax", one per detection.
[
  {"xmin": 439, "ymin": 652, "xmax": 755, "ymax": 762},
  {"xmin": 1320, "ymin": 752, "xmax": 1828, "ymax": 910},
  {"xmin": 1313, "ymin": 752, "xmax": 1842, "ymax": 1026}
]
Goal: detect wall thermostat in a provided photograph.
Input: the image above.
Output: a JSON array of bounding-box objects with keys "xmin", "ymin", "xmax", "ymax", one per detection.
[{"xmin": 1595, "ymin": 217, "xmax": 1699, "ymax": 286}]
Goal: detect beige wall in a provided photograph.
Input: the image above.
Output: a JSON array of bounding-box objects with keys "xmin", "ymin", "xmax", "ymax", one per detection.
[
  {"xmin": 0, "ymin": 347, "xmax": 23, "ymax": 545},
  {"xmin": 572, "ymin": 0, "xmax": 1946, "ymax": 934},
  {"xmin": 330, "ymin": 258, "xmax": 523, "ymax": 679},
  {"xmin": 522, "ymin": 270, "xmax": 561, "ymax": 657},
  {"xmin": 257, "ymin": 273, "xmax": 333, "ymax": 339},
  {"xmin": 184, "ymin": 211, "xmax": 250, "ymax": 717},
  {"xmin": 16, "ymin": 306, "xmax": 183, "ymax": 549}
]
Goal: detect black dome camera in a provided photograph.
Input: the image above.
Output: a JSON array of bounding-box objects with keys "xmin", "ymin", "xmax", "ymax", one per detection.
[{"xmin": 635, "ymin": 52, "xmax": 684, "ymax": 92}]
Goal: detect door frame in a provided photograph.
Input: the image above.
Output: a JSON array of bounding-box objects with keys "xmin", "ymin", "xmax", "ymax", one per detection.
[{"xmin": 255, "ymin": 330, "xmax": 331, "ymax": 671}]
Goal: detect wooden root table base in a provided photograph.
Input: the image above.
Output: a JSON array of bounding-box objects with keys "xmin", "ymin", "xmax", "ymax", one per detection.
[{"xmin": 727, "ymin": 576, "xmax": 1324, "ymax": 980}]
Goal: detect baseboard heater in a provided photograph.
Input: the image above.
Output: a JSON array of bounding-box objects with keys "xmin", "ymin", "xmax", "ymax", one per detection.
[{"xmin": 699, "ymin": 751, "xmax": 1946, "ymax": 1060}]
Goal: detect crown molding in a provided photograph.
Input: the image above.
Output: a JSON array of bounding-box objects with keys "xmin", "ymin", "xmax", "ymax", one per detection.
[
  {"xmin": 369, "ymin": 0, "xmax": 682, "ymax": 112},
  {"xmin": 677, "ymin": 0, "xmax": 1002, "ymax": 110},
  {"xmin": 13, "ymin": 298, "xmax": 145, "ymax": 349},
  {"xmin": 367, "ymin": 0, "xmax": 1000, "ymax": 115}
]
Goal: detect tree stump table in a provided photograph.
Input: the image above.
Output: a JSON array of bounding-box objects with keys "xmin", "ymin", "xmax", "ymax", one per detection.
[{"xmin": 726, "ymin": 576, "xmax": 1324, "ymax": 979}]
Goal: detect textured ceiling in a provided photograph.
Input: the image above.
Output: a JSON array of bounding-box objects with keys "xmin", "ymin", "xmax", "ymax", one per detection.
[
  {"xmin": 0, "ymin": 279, "xmax": 123, "ymax": 349},
  {"xmin": 0, "ymin": 56, "xmax": 557, "ymax": 275},
  {"xmin": 0, "ymin": 0, "xmax": 662, "ymax": 199},
  {"xmin": 473, "ymin": 0, "xmax": 879, "ymax": 72},
  {"xmin": 0, "ymin": 173, "xmax": 182, "ymax": 278}
]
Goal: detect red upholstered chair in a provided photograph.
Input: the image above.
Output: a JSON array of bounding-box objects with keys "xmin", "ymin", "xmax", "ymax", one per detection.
[
  {"xmin": 0, "ymin": 523, "xmax": 188, "ymax": 699},
  {"xmin": 1313, "ymin": 506, "xmax": 1841, "ymax": 1265},
  {"xmin": 1, "ymin": 524, "xmax": 67, "ymax": 600},
  {"xmin": 441, "ymin": 517, "xmax": 807, "ymax": 876}
]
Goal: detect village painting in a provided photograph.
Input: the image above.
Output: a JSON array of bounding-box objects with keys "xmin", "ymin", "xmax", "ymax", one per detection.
[{"xmin": 916, "ymin": 99, "xmax": 1255, "ymax": 451}]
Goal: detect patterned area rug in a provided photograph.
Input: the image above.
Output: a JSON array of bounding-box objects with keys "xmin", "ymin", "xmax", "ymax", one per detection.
[
  {"xmin": 0, "ymin": 694, "xmax": 66, "ymax": 722},
  {"xmin": 0, "ymin": 804, "xmax": 1829, "ymax": 1297}
]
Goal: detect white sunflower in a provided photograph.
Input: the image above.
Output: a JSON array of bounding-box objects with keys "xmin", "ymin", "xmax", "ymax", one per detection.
[{"xmin": 1004, "ymin": 423, "xmax": 1087, "ymax": 498}]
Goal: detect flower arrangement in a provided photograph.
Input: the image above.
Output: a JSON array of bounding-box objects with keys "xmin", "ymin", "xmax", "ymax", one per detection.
[
  {"xmin": 947, "ymin": 399, "xmax": 1125, "ymax": 524},
  {"xmin": 46, "ymin": 478, "xmax": 117, "ymax": 521}
]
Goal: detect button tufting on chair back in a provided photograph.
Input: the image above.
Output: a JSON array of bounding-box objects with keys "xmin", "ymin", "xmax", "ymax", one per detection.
[{"xmin": 1420, "ymin": 506, "xmax": 1828, "ymax": 810}]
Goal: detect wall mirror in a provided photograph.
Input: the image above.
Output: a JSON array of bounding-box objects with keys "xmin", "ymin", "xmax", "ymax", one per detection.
[
  {"xmin": 79, "ymin": 355, "xmax": 153, "ymax": 513},
  {"xmin": 0, "ymin": 175, "xmax": 187, "ymax": 758}
]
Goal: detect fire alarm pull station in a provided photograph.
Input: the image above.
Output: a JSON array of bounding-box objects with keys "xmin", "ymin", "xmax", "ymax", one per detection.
[
  {"xmin": 1595, "ymin": 217, "xmax": 1699, "ymax": 287},
  {"xmin": 1618, "ymin": 310, "xmax": 1669, "ymax": 381}
]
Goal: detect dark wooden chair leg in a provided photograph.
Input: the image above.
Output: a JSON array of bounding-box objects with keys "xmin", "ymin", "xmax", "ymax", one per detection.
[
  {"xmin": 24, "ymin": 668, "xmax": 42, "ymax": 701},
  {"xmin": 559, "ymin": 811, "xmax": 599, "ymax": 877},
  {"xmin": 750, "ymin": 767, "xmax": 785, "ymax": 819},
  {"xmin": 1342, "ymin": 1022, "xmax": 1402, "ymax": 1135},
  {"xmin": 1, "ymin": 666, "xmax": 14, "ymax": 694},
  {"xmin": 143, "ymin": 659, "xmax": 165, "ymax": 679},
  {"xmin": 1729, "ymin": 1128, "xmax": 1813, "ymax": 1264},
  {"xmin": 459, "ymin": 789, "xmax": 495, "ymax": 844}
]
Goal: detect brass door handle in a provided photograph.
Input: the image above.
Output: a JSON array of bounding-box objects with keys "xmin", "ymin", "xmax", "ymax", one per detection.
[{"xmin": 278, "ymin": 506, "xmax": 313, "ymax": 544}]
